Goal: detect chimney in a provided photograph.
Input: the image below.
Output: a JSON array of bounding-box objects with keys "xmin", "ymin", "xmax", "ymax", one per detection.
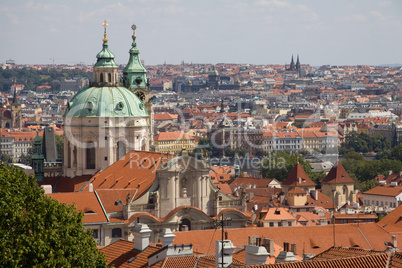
[
  {"xmin": 389, "ymin": 170, "xmax": 392, "ymax": 175},
  {"xmin": 392, "ymin": 235, "xmax": 397, "ymax": 249},
  {"xmin": 88, "ymin": 183, "xmax": 93, "ymax": 192},
  {"xmin": 132, "ymin": 223, "xmax": 152, "ymax": 252},
  {"xmin": 291, "ymin": 243, "xmax": 297, "ymax": 255},
  {"xmin": 310, "ymin": 190, "xmax": 318, "ymax": 201},
  {"xmin": 215, "ymin": 239, "xmax": 236, "ymax": 268},
  {"xmin": 262, "ymin": 238, "xmax": 274, "ymax": 256},
  {"xmin": 283, "ymin": 242, "xmax": 289, "ymax": 252},
  {"xmin": 276, "ymin": 242, "xmax": 298, "ymax": 264},
  {"xmin": 245, "ymin": 241, "xmax": 270, "ymax": 265},
  {"xmin": 160, "ymin": 228, "xmax": 175, "ymax": 247},
  {"xmin": 41, "ymin": 185, "xmax": 52, "ymax": 194}
]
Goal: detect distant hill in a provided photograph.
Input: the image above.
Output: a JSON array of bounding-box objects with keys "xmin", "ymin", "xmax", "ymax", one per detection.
[{"xmin": 378, "ymin": 63, "xmax": 402, "ymax": 67}]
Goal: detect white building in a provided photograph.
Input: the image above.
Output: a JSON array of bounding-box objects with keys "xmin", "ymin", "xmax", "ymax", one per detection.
[{"xmin": 363, "ymin": 184, "xmax": 402, "ymax": 210}]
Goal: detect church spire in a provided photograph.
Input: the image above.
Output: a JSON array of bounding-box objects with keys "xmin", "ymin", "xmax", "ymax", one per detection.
[
  {"xmin": 289, "ymin": 55, "xmax": 295, "ymax": 71},
  {"xmin": 12, "ymin": 88, "xmax": 19, "ymax": 105},
  {"xmin": 122, "ymin": 24, "xmax": 148, "ymax": 91},
  {"xmin": 296, "ymin": 54, "xmax": 300, "ymax": 71}
]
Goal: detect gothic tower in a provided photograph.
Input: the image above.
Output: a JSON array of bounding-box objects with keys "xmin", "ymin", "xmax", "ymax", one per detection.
[
  {"xmin": 10, "ymin": 89, "xmax": 22, "ymax": 129},
  {"xmin": 289, "ymin": 55, "xmax": 295, "ymax": 71}
]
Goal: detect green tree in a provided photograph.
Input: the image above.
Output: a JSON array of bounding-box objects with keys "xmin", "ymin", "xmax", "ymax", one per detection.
[
  {"xmin": 192, "ymin": 137, "xmax": 220, "ymax": 158},
  {"xmin": 341, "ymin": 131, "xmax": 391, "ymax": 154},
  {"xmin": 390, "ymin": 142, "xmax": 402, "ymax": 161},
  {"xmin": 261, "ymin": 152, "xmax": 317, "ymax": 182},
  {"xmin": 0, "ymin": 164, "xmax": 106, "ymax": 267},
  {"xmin": 0, "ymin": 154, "xmax": 12, "ymax": 163}
]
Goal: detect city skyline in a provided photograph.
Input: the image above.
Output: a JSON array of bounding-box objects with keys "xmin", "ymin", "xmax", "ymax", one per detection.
[{"xmin": 1, "ymin": 0, "xmax": 401, "ymax": 66}]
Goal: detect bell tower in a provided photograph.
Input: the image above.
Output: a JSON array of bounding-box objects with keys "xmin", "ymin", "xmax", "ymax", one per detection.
[
  {"xmin": 10, "ymin": 89, "xmax": 22, "ymax": 129},
  {"xmin": 122, "ymin": 24, "xmax": 150, "ymax": 103},
  {"xmin": 122, "ymin": 24, "xmax": 153, "ymax": 149}
]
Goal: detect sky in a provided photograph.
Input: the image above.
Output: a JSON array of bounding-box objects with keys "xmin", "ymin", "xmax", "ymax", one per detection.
[{"xmin": 1, "ymin": 0, "xmax": 402, "ymax": 66}]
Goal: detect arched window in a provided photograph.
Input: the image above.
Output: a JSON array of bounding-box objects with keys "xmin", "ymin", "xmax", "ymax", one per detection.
[
  {"xmin": 116, "ymin": 141, "xmax": 126, "ymax": 160},
  {"xmin": 112, "ymin": 228, "xmax": 122, "ymax": 238},
  {"xmin": 86, "ymin": 142, "xmax": 95, "ymax": 169},
  {"xmin": 108, "ymin": 73, "xmax": 112, "ymax": 83},
  {"xmin": 100, "ymin": 73, "xmax": 104, "ymax": 82},
  {"xmin": 141, "ymin": 138, "xmax": 147, "ymax": 151},
  {"xmin": 179, "ymin": 218, "xmax": 191, "ymax": 231}
]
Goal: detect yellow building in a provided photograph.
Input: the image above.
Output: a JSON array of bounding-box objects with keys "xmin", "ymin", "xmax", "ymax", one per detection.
[
  {"xmin": 154, "ymin": 131, "xmax": 197, "ymax": 154},
  {"xmin": 287, "ymin": 187, "xmax": 307, "ymax": 206}
]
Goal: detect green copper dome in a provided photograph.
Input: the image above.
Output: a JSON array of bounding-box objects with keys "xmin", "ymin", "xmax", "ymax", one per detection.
[
  {"xmin": 64, "ymin": 86, "xmax": 148, "ymax": 118},
  {"xmin": 94, "ymin": 40, "xmax": 118, "ymax": 68}
]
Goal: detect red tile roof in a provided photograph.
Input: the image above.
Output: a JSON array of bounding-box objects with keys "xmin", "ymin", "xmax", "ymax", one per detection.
[
  {"xmin": 377, "ymin": 204, "xmax": 402, "ymax": 233},
  {"xmin": 47, "ymin": 192, "xmax": 108, "ymax": 223},
  {"xmin": 363, "ymin": 185, "xmax": 402, "ymax": 197},
  {"xmin": 154, "ymin": 132, "xmax": 195, "ymax": 141},
  {"xmin": 321, "ymin": 162, "xmax": 354, "ymax": 184},
  {"xmin": 282, "ymin": 163, "xmax": 316, "ymax": 187},
  {"xmin": 100, "ymin": 239, "xmax": 160, "ymax": 268},
  {"xmin": 173, "ymin": 223, "xmax": 392, "ymax": 256}
]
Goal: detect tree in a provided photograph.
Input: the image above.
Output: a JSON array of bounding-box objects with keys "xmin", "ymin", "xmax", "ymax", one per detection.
[
  {"xmin": 261, "ymin": 152, "xmax": 317, "ymax": 182},
  {"xmin": 0, "ymin": 154, "xmax": 12, "ymax": 163},
  {"xmin": 0, "ymin": 164, "xmax": 106, "ymax": 267},
  {"xmin": 192, "ymin": 137, "xmax": 220, "ymax": 158}
]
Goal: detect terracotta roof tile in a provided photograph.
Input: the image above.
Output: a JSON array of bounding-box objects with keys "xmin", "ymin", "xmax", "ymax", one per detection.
[
  {"xmin": 377, "ymin": 203, "xmax": 402, "ymax": 233},
  {"xmin": 282, "ymin": 163, "xmax": 316, "ymax": 187},
  {"xmin": 47, "ymin": 192, "xmax": 107, "ymax": 223},
  {"xmin": 321, "ymin": 162, "xmax": 354, "ymax": 184},
  {"xmin": 100, "ymin": 239, "xmax": 160, "ymax": 268},
  {"xmin": 173, "ymin": 223, "xmax": 391, "ymax": 256},
  {"xmin": 363, "ymin": 185, "xmax": 402, "ymax": 197}
]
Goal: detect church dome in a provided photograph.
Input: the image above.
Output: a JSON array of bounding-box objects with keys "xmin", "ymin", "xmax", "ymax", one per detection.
[{"xmin": 64, "ymin": 86, "xmax": 148, "ymax": 118}]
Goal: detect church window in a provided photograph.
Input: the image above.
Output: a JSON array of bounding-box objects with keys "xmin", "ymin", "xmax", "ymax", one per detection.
[
  {"xmin": 100, "ymin": 73, "xmax": 104, "ymax": 82},
  {"xmin": 86, "ymin": 142, "xmax": 96, "ymax": 169},
  {"xmin": 112, "ymin": 228, "xmax": 122, "ymax": 238},
  {"xmin": 108, "ymin": 73, "xmax": 112, "ymax": 82}
]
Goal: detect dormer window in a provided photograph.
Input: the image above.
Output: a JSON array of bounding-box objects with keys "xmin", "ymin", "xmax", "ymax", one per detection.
[
  {"xmin": 116, "ymin": 102, "xmax": 124, "ymax": 110},
  {"xmin": 87, "ymin": 101, "xmax": 93, "ymax": 111}
]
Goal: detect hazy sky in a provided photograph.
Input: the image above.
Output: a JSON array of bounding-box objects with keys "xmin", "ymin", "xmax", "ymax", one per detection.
[{"xmin": 1, "ymin": 0, "xmax": 401, "ymax": 66}]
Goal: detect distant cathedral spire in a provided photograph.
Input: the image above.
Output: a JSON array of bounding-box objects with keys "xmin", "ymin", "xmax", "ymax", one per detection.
[{"xmin": 290, "ymin": 55, "xmax": 295, "ymax": 70}]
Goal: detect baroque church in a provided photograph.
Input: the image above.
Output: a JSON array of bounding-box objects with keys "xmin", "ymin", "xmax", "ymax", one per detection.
[
  {"xmin": 63, "ymin": 22, "xmax": 153, "ymax": 178},
  {"xmin": 36, "ymin": 22, "xmax": 248, "ymax": 246}
]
